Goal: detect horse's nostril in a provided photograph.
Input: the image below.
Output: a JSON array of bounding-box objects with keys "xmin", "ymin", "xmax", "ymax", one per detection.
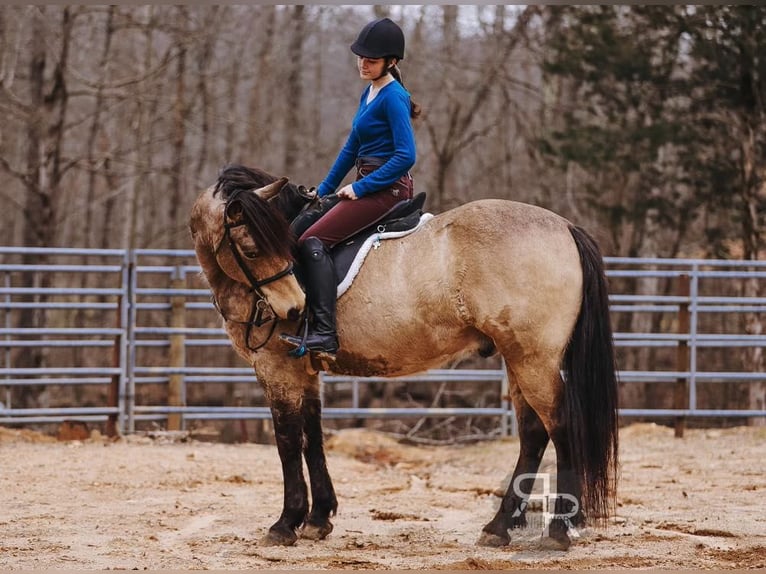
[{"xmin": 287, "ymin": 308, "xmax": 300, "ymax": 322}]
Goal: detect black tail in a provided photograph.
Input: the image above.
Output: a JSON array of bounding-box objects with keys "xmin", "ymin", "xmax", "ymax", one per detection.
[{"xmin": 563, "ymin": 225, "xmax": 619, "ymax": 524}]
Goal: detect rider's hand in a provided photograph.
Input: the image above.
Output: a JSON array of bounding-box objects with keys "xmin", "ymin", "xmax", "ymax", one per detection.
[{"xmin": 337, "ymin": 185, "xmax": 358, "ymax": 200}]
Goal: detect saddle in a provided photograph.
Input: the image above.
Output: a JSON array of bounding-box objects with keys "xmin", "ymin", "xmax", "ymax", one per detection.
[{"xmin": 290, "ymin": 191, "xmax": 428, "ymax": 291}]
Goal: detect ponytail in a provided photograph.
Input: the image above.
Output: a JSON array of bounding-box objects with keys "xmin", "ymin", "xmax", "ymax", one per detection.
[{"xmin": 389, "ymin": 61, "xmax": 421, "ymax": 120}]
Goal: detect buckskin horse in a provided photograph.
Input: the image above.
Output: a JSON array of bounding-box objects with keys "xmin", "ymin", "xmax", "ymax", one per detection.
[{"xmin": 189, "ymin": 164, "xmax": 619, "ymax": 549}]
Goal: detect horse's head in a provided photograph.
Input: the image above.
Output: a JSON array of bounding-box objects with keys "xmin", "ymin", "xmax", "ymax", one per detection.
[{"xmin": 190, "ymin": 167, "xmax": 306, "ymax": 322}]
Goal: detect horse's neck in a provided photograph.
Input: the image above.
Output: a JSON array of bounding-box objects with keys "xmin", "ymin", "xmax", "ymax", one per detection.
[{"xmin": 195, "ymin": 245, "xmax": 249, "ymax": 305}]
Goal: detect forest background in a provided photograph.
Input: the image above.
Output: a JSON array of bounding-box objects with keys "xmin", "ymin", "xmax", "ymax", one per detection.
[
  {"xmin": 0, "ymin": 5, "xmax": 764, "ymax": 434},
  {"xmin": 1, "ymin": 4, "xmax": 764, "ymax": 258}
]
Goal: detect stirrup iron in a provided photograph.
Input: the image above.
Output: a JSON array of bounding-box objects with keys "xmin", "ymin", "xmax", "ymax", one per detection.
[{"xmin": 281, "ymin": 315, "xmax": 310, "ymax": 358}]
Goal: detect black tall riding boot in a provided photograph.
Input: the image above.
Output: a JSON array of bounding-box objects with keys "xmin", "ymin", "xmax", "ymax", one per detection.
[{"xmin": 281, "ymin": 237, "xmax": 339, "ymax": 355}]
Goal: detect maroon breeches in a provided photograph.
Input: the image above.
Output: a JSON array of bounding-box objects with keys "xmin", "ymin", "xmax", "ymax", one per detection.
[{"xmin": 298, "ymin": 160, "xmax": 413, "ymax": 248}]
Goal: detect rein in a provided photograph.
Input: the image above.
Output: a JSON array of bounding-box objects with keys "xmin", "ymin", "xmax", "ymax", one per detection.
[{"xmin": 214, "ymin": 188, "xmax": 295, "ymax": 351}]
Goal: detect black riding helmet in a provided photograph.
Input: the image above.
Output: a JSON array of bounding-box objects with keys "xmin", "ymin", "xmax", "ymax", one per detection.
[{"xmin": 350, "ymin": 17, "xmax": 405, "ymax": 60}]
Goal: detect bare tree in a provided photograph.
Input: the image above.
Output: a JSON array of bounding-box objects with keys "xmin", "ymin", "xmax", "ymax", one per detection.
[
  {"xmin": 165, "ymin": 7, "xmax": 190, "ymax": 249},
  {"xmin": 0, "ymin": 6, "xmax": 75, "ymax": 404},
  {"xmin": 423, "ymin": 6, "xmax": 537, "ymax": 211},
  {"xmin": 191, "ymin": 7, "xmax": 224, "ymax": 186},
  {"xmin": 124, "ymin": 6, "xmax": 163, "ymax": 250},
  {"xmin": 243, "ymin": 6, "xmax": 277, "ymax": 164},
  {"xmin": 82, "ymin": 6, "xmax": 116, "ymax": 250},
  {"xmin": 737, "ymin": 27, "xmax": 765, "ymax": 424},
  {"xmin": 283, "ymin": 5, "xmax": 306, "ymax": 175}
]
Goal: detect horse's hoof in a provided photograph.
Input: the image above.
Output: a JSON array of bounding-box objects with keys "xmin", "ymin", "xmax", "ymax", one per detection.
[
  {"xmin": 477, "ymin": 530, "xmax": 510, "ymax": 547},
  {"xmin": 300, "ymin": 520, "xmax": 333, "ymax": 540},
  {"xmin": 539, "ymin": 534, "xmax": 571, "ymax": 551},
  {"xmin": 260, "ymin": 528, "xmax": 298, "ymax": 547}
]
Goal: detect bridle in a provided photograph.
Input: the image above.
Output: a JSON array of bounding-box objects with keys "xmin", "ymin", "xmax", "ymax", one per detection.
[{"xmin": 213, "ymin": 188, "xmax": 295, "ymax": 351}]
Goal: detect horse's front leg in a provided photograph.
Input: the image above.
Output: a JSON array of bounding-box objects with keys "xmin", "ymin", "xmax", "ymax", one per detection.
[
  {"xmin": 262, "ymin": 400, "xmax": 308, "ymax": 546},
  {"xmin": 299, "ymin": 392, "xmax": 338, "ymax": 540}
]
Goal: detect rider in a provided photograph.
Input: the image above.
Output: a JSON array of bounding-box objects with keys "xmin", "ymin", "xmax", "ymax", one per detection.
[{"xmin": 281, "ymin": 17, "xmax": 420, "ymax": 356}]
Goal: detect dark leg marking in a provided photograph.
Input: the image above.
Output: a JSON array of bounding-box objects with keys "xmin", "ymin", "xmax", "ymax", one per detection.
[
  {"xmin": 300, "ymin": 396, "xmax": 338, "ymax": 540},
  {"xmin": 262, "ymin": 402, "xmax": 308, "ymax": 546},
  {"xmin": 479, "ymin": 399, "xmax": 550, "ymax": 547}
]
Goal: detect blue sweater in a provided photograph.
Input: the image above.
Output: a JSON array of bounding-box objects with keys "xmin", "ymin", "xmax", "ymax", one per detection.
[{"xmin": 317, "ymin": 81, "xmax": 416, "ymax": 198}]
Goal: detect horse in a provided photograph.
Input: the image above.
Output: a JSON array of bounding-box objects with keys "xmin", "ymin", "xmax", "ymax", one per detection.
[{"xmin": 189, "ymin": 164, "xmax": 619, "ymax": 549}]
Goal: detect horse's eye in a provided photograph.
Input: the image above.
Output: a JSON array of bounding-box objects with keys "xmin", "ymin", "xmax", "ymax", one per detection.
[{"xmin": 243, "ymin": 250, "xmax": 258, "ymax": 260}]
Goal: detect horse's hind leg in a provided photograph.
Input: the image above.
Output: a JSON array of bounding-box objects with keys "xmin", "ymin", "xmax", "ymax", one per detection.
[
  {"xmin": 300, "ymin": 390, "xmax": 338, "ymax": 540},
  {"xmin": 542, "ymin": 418, "xmax": 584, "ymax": 551},
  {"xmin": 478, "ymin": 388, "xmax": 550, "ymax": 547}
]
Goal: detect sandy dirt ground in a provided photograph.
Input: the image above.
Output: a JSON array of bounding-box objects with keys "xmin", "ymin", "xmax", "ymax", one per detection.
[{"xmin": 0, "ymin": 422, "xmax": 764, "ymax": 570}]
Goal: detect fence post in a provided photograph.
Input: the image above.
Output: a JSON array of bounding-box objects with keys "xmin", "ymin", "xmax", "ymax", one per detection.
[
  {"xmin": 675, "ymin": 274, "xmax": 690, "ymax": 438},
  {"xmin": 167, "ymin": 268, "xmax": 186, "ymax": 431},
  {"xmin": 106, "ymin": 294, "xmax": 122, "ymax": 437},
  {"xmin": 3, "ymin": 271, "xmax": 10, "ymax": 410},
  {"xmin": 126, "ymin": 251, "xmax": 138, "ymax": 433}
]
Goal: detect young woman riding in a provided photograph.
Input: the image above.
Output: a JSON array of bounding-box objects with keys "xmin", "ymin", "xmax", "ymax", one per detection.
[{"xmin": 281, "ymin": 17, "xmax": 420, "ymax": 356}]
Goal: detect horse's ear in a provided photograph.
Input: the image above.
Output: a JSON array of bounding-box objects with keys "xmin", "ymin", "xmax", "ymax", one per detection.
[{"xmin": 254, "ymin": 177, "xmax": 289, "ymax": 201}]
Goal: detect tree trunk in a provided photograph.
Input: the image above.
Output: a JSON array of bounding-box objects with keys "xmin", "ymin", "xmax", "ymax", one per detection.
[
  {"xmin": 84, "ymin": 6, "xmax": 115, "ymax": 249},
  {"xmin": 125, "ymin": 6, "xmax": 157, "ymax": 251},
  {"xmin": 442, "ymin": 6, "xmax": 458, "ymax": 61},
  {"xmin": 193, "ymin": 6, "xmax": 221, "ymax": 184},
  {"xmin": 283, "ymin": 5, "xmax": 305, "ymax": 175},
  {"xmin": 737, "ymin": 10, "xmax": 765, "ymax": 425},
  {"xmin": 244, "ymin": 6, "xmax": 276, "ymax": 163},
  {"xmin": 16, "ymin": 7, "xmax": 73, "ymax": 406},
  {"xmin": 168, "ymin": 6, "xmax": 189, "ymax": 250},
  {"xmin": 741, "ymin": 123, "xmax": 765, "ymax": 425}
]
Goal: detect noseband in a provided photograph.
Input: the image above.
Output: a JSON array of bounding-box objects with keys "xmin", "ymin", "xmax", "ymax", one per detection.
[{"xmin": 214, "ymin": 188, "xmax": 295, "ymax": 351}]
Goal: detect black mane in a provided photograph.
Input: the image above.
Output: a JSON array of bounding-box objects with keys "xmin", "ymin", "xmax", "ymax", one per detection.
[
  {"xmin": 213, "ymin": 164, "xmax": 278, "ymax": 199},
  {"xmin": 214, "ymin": 163, "xmax": 314, "ymax": 224},
  {"xmin": 214, "ymin": 164, "xmax": 295, "ymax": 260}
]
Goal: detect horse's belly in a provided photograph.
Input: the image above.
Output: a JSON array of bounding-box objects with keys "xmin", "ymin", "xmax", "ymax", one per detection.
[
  {"xmin": 332, "ymin": 323, "xmax": 486, "ymax": 378},
  {"xmin": 334, "ymin": 285, "xmax": 490, "ymax": 376}
]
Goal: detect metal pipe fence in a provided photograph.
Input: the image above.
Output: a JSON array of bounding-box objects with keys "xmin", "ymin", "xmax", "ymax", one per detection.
[{"xmin": 1, "ymin": 247, "xmax": 764, "ymax": 436}]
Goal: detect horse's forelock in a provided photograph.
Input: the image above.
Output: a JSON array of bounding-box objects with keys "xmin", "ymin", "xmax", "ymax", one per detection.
[
  {"xmin": 214, "ymin": 163, "xmax": 311, "ymax": 223},
  {"xmin": 214, "ymin": 164, "xmax": 277, "ymax": 200},
  {"xmin": 228, "ymin": 189, "xmax": 295, "ymax": 261}
]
